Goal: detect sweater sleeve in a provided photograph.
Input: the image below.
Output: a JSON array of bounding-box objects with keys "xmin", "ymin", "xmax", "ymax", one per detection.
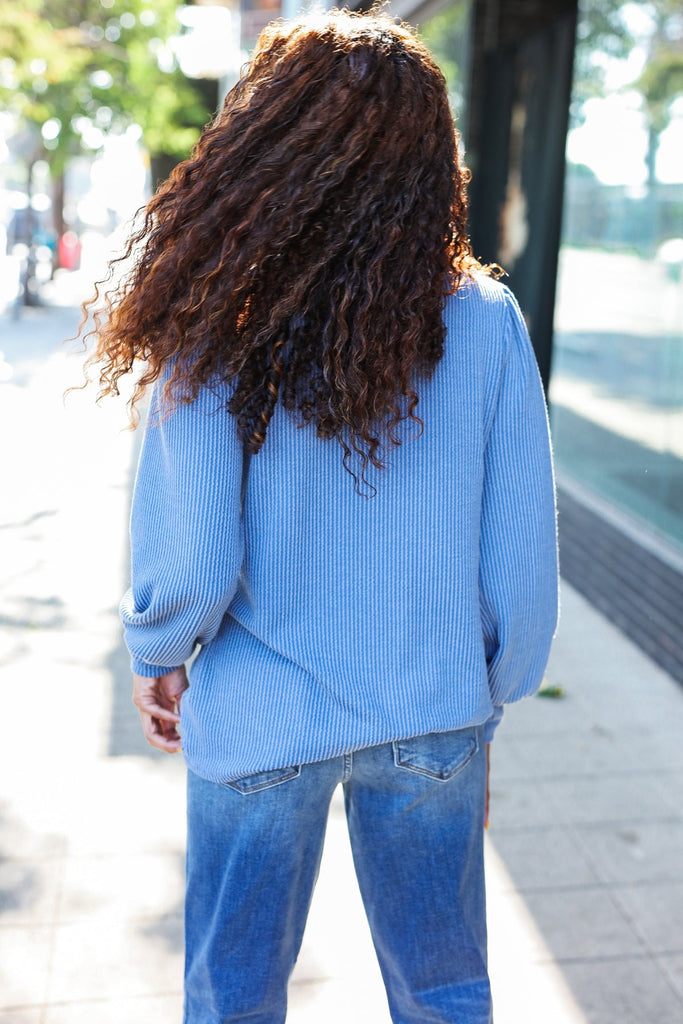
[
  {"xmin": 120, "ymin": 374, "xmax": 244, "ymax": 677},
  {"xmin": 479, "ymin": 289, "xmax": 559, "ymax": 739}
]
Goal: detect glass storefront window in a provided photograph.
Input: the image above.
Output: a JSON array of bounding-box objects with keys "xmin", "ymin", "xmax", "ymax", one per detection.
[{"xmin": 551, "ymin": 0, "xmax": 683, "ymax": 550}]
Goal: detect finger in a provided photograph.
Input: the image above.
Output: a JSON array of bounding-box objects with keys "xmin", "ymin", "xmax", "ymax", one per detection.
[
  {"xmin": 140, "ymin": 712, "xmax": 182, "ymax": 753},
  {"xmin": 158, "ymin": 714, "xmax": 181, "ymax": 741},
  {"xmin": 156, "ymin": 687, "xmax": 185, "ymax": 711},
  {"xmin": 133, "ymin": 697, "xmax": 180, "ymax": 722}
]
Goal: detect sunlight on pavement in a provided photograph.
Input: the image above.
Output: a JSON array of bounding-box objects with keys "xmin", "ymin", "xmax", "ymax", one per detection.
[
  {"xmin": 551, "ymin": 376, "xmax": 683, "ymax": 459},
  {"xmin": 486, "ymin": 838, "xmax": 588, "ymax": 1024}
]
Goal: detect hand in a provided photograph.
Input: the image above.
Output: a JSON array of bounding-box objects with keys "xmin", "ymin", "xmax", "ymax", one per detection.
[
  {"xmin": 133, "ymin": 667, "xmax": 189, "ymax": 753},
  {"xmin": 484, "ymin": 743, "xmax": 491, "ymax": 829}
]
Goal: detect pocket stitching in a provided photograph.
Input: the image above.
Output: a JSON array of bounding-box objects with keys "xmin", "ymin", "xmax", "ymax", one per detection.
[
  {"xmin": 392, "ymin": 733, "xmax": 479, "ymax": 782},
  {"xmin": 224, "ymin": 765, "xmax": 302, "ymax": 794}
]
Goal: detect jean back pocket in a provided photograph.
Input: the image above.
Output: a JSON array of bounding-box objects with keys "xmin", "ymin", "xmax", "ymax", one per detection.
[
  {"xmin": 392, "ymin": 727, "xmax": 479, "ymax": 781},
  {"xmin": 224, "ymin": 765, "xmax": 302, "ymax": 795}
]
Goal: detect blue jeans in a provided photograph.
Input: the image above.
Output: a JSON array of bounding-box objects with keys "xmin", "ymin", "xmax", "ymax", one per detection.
[{"xmin": 184, "ymin": 726, "xmax": 491, "ymax": 1024}]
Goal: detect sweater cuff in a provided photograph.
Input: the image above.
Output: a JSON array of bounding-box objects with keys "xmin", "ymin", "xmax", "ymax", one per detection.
[
  {"xmin": 483, "ymin": 705, "xmax": 504, "ymax": 744},
  {"xmin": 130, "ymin": 656, "xmax": 183, "ymax": 677}
]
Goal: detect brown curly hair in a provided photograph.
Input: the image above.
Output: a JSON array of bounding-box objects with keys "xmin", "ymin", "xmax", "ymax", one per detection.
[{"xmin": 82, "ymin": 7, "xmax": 485, "ymax": 486}]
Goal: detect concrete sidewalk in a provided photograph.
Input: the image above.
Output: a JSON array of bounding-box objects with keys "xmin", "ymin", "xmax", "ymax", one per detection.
[{"xmin": 1, "ymin": 295, "xmax": 682, "ymax": 1023}]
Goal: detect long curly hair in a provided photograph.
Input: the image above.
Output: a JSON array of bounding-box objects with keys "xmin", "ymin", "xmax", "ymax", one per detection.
[{"xmin": 82, "ymin": 7, "xmax": 486, "ymax": 487}]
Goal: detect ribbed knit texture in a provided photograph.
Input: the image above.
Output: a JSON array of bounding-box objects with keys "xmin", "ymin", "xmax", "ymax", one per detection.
[{"xmin": 121, "ymin": 276, "xmax": 559, "ymax": 782}]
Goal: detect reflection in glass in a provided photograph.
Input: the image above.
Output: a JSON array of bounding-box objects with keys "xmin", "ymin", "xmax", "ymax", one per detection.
[{"xmin": 551, "ymin": 0, "xmax": 683, "ymax": 549}]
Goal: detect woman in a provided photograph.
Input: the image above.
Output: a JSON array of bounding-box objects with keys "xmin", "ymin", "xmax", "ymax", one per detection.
[{"xmin": 85, "ymin": 8, "xmax": 558, "ymax": 1023}]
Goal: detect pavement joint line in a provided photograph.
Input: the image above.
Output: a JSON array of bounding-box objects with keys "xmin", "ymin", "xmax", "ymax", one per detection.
[
  {"xmin": 654, "ymin": 964, "xmax": 683, "ymax": 1007},
  {"xmin": 565, "ymin": 821, "xmax": 652, "ymax": 889},
  {"xmin": 489, "ymin": 815, "xmax": 682, "ymax": 831},
  {"xmin": 658, "ymin": 954, "xmax": 683, "ymax": 994},
  {"xmin": 609, "ymin": 886, "xmax": 683, "ymax": 958},
  {"xmin": 2, "ymin": 991, "xmax": 185, "ymax": 1012},
  {"xmin": 535, "ymin": 952, "xmax": 683, "ymax": 967},
  {"xmin": 0, "ymin": 913, "xmax": 185, "ymax": 929},
  {"xmin": 499, "ymin": 769, "xmax": 683, "ymax": 780},
  {"xmin": 565, "ymin": 815, "xmax": 683, "ymax": 827},
  {"xmin": 493, "ymin": 775, "xmax": 683, "ymax": 785},
  {"xmin": 487, "ymin": 880, "xmax": 681, "ymax": 895}
]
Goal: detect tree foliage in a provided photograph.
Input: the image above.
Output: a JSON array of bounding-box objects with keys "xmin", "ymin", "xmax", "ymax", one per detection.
[
  {"xmin": 419, "ymin": 2, "xmax": 471, "ymax": 117},
  {"xmin": 571, "ymin": 0, "xmax": 636, "ymax": 121},
  {"xmin": 633, "ymin": 1, "xmax": 683, "ymax": 135},
  {"xmin": 0, "ymin": 0, "xmax": 213, "ymax": 174},
  {"xmin": 572, "ymin": 0, "xmax": 683, "ymax": 135}
]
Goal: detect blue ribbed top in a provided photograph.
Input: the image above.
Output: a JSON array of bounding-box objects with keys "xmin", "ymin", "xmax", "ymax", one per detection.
[{"xmin": 121, "ymin": 275, "xmax": 558, "ymax": 782}]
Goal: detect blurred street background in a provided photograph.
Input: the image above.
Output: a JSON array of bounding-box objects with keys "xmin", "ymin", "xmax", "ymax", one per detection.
[{"xmin": 1, "ymin": 1, "xmax": 682, "ymax": 1022}]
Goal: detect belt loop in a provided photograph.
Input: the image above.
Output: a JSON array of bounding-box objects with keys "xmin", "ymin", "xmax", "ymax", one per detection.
[{"xmin": 341, "ymin": 752, "xmax": 353, "ymax": 782}]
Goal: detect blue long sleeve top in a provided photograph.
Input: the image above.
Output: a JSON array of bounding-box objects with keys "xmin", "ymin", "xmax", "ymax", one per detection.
[{"xmin": 121, "ymin": 275, "xmax": 559, "ymax": 782}]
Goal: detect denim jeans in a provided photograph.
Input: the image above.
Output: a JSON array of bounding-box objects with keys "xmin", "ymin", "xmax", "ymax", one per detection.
[{"xmin": 184, "ymin": 726, "xmax": 491, "ymax": 1024}]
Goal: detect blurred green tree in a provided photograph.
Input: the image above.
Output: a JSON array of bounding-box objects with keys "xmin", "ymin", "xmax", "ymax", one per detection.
[
  {"xmin": 571, "ymin": 0, "xmax": 683, "ymax": 251},
  {"xmin": 632, "ymin": 2, "xmax": 683, "ymax": 188},
  {"xmin": 419, "ymin": 2, "xmax": 470, "ymax": 114},
  {"xmin": 0, "ymin": 0, "xmax": 214, "ymax": 240},
  {"xmin": 570, "ymin": 0, "xmax": 636, "ymax": 124},
  {"xmin": 572, "ymin": 0, "xmax": 683, "ymax": 157}
]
